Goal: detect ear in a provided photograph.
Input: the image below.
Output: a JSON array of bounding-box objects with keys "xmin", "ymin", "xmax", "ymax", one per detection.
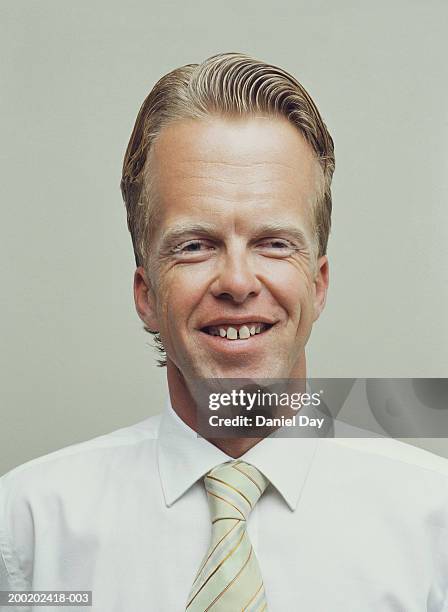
[
  {"xmin": 312, "ymin": 255, "xmax": 329, "ymax": 322},
  {"xmin": 133, "ymin": 266, "xmax": 160, "ymax": 331}
]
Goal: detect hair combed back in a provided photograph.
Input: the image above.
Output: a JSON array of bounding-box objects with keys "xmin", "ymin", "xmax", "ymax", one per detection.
[{"xmin": 121, "ymin": 52, "xmax": 335, "ymax": 269}]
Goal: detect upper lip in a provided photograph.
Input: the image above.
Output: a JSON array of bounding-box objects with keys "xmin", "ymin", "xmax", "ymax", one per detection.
[{"xmin": 199, "ymin": 316, "xmax": 277, "ymax": 328}]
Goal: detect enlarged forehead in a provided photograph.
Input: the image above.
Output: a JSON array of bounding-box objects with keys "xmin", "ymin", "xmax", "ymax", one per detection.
[{"xmin": 149, "ymin": 115, "xmax": 319, "ymax": 218}]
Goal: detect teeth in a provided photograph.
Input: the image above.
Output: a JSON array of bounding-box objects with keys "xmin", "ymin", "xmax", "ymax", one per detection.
[
  {"xmin": 226, "ymin": 327, "xmax": 238, "ymax": 340},
  {"xmin": 238, "ymin": 325, "xmax": 250, "ymax": 340},
  {"xmin": 207, "ymin": 323, "xmax": 269, "ymax": 340}
]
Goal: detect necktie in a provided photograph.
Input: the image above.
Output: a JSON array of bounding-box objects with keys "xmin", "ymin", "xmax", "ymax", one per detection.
[{"xmin": 186, "ymin": 460, "xmax": 269, "ymax": 611}]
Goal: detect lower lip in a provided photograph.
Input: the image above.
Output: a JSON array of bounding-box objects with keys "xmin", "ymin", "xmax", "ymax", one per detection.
[{"xmin": 198, "ymin": 325, "xmax": 276, "ymax": 353}]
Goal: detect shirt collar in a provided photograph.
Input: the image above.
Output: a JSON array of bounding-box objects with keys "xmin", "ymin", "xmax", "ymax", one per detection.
[{"xmin": 157, "ymin": 398, "xmax": 319, "ymax": 511}]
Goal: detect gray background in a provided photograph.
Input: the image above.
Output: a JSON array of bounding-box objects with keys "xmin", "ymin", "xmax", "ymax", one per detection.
[{"xmin": 1, "ymin": 0, "xmax": 447, "ymax": 475}]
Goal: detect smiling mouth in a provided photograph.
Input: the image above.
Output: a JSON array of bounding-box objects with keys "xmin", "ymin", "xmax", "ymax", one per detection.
[{"xmin": 201, "ymin": 322, "xmax": 274, "ymax": 341}]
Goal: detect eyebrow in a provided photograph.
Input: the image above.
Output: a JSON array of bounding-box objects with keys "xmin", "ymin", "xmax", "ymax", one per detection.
[{"xmin": 157, "ymin": 221, "xmax": 311, "ymax": 253}]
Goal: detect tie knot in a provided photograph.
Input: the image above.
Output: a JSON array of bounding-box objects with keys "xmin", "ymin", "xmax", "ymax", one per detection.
[{"xmin": 204, "ymin": 460, "xmax": 269, "ymax": 523}]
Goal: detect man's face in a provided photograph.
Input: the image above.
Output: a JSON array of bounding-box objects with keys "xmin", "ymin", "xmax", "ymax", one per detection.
[{"xmin": 134, "ymin": 115, "xmax": 329, "ymax": 380}]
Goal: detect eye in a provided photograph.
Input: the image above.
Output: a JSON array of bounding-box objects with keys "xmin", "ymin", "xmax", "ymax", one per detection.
[
  {"xmin": 257, "ymin": 238, "xmax": 297, "ymax": 255},
  {"xmin": 172, "ymin": 239, "xmax": 215, "ymax": 256},
  {"xmin": 264, "ymin": 240, "xmax": 290, "ymax": 249}
]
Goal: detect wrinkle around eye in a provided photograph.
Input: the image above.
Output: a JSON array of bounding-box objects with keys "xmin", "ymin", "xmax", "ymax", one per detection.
[
  {"xmin": 171, "ymin": 239, "xmax": 217, "ymax": 260},
  {"xmin": 255, "ymin": 240, "xmax": 302, "ymax": 257}
]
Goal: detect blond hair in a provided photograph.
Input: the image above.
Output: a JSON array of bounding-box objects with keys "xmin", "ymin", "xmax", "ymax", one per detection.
[{"xmin": 120, "ymin": 52, "xmax": 335, "ymax": 364}]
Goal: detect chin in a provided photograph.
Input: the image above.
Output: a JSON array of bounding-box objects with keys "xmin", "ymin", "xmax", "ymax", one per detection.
[{"xmin": 195, "ymin": 360, "xmax": 288, "ymax": 381}]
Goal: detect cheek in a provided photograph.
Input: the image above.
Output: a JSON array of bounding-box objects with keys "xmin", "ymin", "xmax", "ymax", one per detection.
[
  {"xmin": 261, "ymin": 259, "xmax": 314, "ymax": 317},
  {"xmin": 156, "ymin": 265, "xmax": 210, "ymax": 328}
]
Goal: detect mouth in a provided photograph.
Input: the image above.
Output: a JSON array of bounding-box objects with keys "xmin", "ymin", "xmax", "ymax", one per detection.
[{"xmin": 200, "ymin": 322, "xmax": 275, "ymax": 341}]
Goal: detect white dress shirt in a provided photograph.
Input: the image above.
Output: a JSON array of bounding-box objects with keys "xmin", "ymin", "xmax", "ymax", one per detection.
[{"xmin": 1, "ymin": 400, "xmax": 448, "ymax": 611}]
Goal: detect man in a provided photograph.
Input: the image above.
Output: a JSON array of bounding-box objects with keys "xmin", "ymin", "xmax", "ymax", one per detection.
[{"xmin": 1, "ymin": 52, "xmax": 448, "ymax": 611}]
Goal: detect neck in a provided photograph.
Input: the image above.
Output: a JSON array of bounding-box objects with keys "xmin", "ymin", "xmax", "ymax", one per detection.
[{"xmin": 166, "ymin": 357, "xmax": 307, "ymax": 458}]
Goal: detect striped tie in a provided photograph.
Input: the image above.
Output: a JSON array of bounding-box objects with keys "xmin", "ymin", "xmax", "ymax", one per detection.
[{"xmin": 186, "ymin": 460, "xmax": 269, "ymax": 611}]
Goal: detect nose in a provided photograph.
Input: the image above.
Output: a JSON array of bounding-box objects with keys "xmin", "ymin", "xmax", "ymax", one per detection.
[{"xmin": 210, "ymin": 247, "xmax": 262, "ymax": 304}]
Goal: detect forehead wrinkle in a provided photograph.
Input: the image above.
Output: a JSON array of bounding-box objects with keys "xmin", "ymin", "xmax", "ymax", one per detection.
[
  {"xmin": 158, "ymin": 177, "xmax": 301, "ymax": 207},
  {"xmin": 163, "ymin": 155, "xmax": 298, "ymax": 179},
  {"xmin": 176, "ymin": 174, "xmax": 278, "ymax": 186},
  {"xmin": 154, "ymin": 145, "xmax": 315, "ymax": 202},
  {"xmin": 159, "ymin": 167, "xmax": 306, "ymax": 201},
  {"xmin": 175, "ymin": 159, "xmax": 297, "ymax": 168},
  {"xmin": 172, "ymin": 159, "xmax": 299, "ymax": 178}
]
